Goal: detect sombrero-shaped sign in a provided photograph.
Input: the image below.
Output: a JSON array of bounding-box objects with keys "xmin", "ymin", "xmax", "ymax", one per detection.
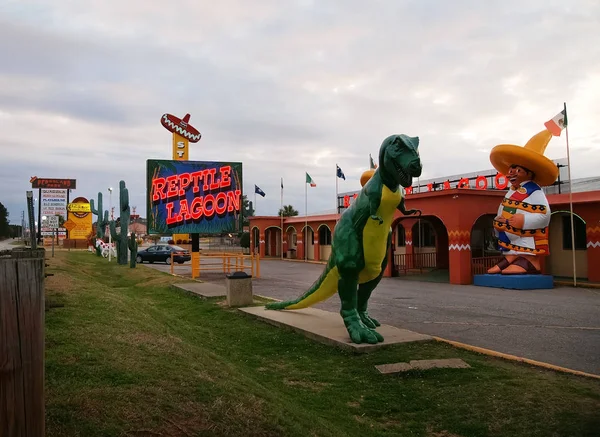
[
  {"xmin": 490, "ymin": 129, "xmax": 559, "ymax": 187},
  {"xmin": 161, "ymin": 113, "xmax": 202, "ymax": 143}
]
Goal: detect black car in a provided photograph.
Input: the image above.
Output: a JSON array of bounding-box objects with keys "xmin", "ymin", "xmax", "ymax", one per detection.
[{"xmin": 136, "ymin": 245, "xmax": 191, "ymax": 264}]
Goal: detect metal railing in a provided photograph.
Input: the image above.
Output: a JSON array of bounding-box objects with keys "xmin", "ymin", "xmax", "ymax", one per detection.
[
  {"xmin": 471, "ymin": 255, "xmax": 504, "ymax": 275},
  {"xmin": 393, "ymin": 252, "xmax": 437, "ymax": 275}
]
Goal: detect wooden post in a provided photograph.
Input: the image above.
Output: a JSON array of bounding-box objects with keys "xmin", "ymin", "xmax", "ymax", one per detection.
[{"xmin": 1, "ymin": 248, "xmax": 45, "ymax": 437}]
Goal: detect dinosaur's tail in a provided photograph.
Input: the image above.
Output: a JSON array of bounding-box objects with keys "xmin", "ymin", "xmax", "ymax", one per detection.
[{"xmin": 265, "ymin": 255, "xmax": 339, "ymax": 310}]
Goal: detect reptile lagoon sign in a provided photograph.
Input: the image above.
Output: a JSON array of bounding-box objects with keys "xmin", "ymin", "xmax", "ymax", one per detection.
[{"xmin": 147, "ymin": 159, "xmax": 243, "ymax": 235}]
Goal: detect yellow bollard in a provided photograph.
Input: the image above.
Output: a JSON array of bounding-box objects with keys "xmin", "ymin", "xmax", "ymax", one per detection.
[
  {"xmin": 191, "ymin": 252, "xmax": 200, "ymax": 279},
  {"xmin": 256, "ymin": 253, "xmax": 260, "ymax": 278},
  {"xmin": 170, "ymin": 252, "xmax": 174, "ymax": 275}
]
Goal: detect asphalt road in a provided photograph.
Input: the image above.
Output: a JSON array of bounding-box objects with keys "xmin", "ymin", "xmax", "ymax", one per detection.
[{"xmin": 149, "ymin": 258, "xmax": 600, "ymax": 375}]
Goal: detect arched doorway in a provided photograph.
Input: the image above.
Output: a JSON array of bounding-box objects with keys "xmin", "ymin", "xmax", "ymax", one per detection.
[
  {"xmin": 393, "ymin": 216, "xmax": 449, "ymax": 281},
  {"xmin": 318, "ymin": 224, "xmax": 332, "ymax": 260},
  {"xmin": 547, "ymin": 212, "xmax": 588, "ymax": 280},
  {"xmin": 470, "ymin": 214, "xmax": 502, "ymax": 274},
  {"xmin": 264, "ymin": 226, "xmax": 282, "ymax": 257},
  {"xmin": 301, "ymin": 226, "xmax": 315, "ymax": 260},
  {"xmin": 286, "ymin": 226, "xmax": 297, "ymax": 259}
]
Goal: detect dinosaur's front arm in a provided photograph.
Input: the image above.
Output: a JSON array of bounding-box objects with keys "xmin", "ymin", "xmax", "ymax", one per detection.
[
  {"xmin": 397, "ymin": 197, "xmax": 421, "ymax": 216},
  {"xmin": 367, "ymin": 177, "xmax": 384, "ymax": 224}
]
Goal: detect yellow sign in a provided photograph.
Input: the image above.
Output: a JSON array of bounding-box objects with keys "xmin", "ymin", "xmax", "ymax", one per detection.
[
  {"xmin": 67, "ymin": 202, "xmax": 91, "ymax": 213},
  {"xmin": 172, "ymin": 133, "xmax": 189, "ymax": 161},
  {"xmin": 67, "ymin": 197, "xmax": 93, "ymax": 240}
]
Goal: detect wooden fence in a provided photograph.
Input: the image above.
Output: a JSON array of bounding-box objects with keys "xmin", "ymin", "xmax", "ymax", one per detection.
[{"xmin": 1, "ymin": 248, "xmax": 46, "ymax": 437}]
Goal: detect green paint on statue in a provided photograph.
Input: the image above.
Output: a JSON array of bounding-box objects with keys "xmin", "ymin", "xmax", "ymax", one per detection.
[{"xmin": 266, "ymin": 134, "xmax": 423, "ymax": 344}]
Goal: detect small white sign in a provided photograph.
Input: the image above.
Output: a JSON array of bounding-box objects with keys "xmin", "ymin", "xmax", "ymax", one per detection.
[{"xmin": 47, "ymin": 216, "xmax": 59, "ymax": 229}]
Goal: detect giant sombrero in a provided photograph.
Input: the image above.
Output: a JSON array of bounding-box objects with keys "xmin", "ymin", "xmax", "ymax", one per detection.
[{"xmin": 489, "ymin": 129, "xmax": 559, "ymax": 187}]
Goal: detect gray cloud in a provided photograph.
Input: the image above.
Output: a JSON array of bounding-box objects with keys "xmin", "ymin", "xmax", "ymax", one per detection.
[{"xmin": 1, "ymin": 0, "xmax": 599, "ymax": 223}]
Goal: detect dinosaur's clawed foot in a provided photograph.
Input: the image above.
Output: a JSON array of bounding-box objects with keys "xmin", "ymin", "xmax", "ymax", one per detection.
[
  {"xmin": 341, "ymin": 309, "xmax": 384, "ymax": 344},
  {"xmin": 358, "ymin": 311, "xmax": 380, "ymax": 328}
]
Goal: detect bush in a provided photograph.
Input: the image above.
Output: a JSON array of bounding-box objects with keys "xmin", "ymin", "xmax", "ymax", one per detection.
[
  {"xmin": 168, "ymin": 239, "xmax": 175, "ymax": 244},
  {"xmin": 240, "ymin": 232, "xmax": 250, "ymax": 249},
  {"xmin": 176, "ymin": 239, "xmax": 182, "ymax": 244}
]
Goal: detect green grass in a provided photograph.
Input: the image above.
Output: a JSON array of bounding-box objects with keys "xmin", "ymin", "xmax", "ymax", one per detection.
[{"xmin": 45, "ymin": 252, "xmax": 600, "ymax": 437}]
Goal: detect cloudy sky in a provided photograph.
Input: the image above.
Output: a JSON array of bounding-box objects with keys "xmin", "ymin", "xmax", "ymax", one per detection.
[{"xmin": 1, "ymin": 0, "xmax": 599, "ymax": 224}]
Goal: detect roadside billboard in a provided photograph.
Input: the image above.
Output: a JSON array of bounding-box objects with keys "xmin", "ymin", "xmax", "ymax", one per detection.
[{"xmin": 147, "ymin": 160, "xmax": 243, "ymax": 235}]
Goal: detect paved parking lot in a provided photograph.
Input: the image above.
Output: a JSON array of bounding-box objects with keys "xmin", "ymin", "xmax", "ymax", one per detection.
[{"xmin": 144, "ymin": 258, "xmax": 600, "ymax": 375}]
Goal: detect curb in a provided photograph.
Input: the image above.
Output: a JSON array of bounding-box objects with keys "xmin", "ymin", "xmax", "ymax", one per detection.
[{"xmin": 432, "ymin": 336, "xmax": 600, "ymax": 380}]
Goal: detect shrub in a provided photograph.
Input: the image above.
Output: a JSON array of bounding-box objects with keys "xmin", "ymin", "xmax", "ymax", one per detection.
[
  {"xmin": 176, "ymin": 239, "xmax": 182, "ymax": 244},
  {"xmin": 168, "ymin": 239, "xmax": 175, "ymax": 244},
  {"xmin": 240, "ymin": 232, "xmax": 250, "ymax": 249}
]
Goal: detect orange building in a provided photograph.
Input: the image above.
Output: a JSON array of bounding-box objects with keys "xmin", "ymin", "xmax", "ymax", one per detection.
[{"xmin": 249, "ymin": 174, "xmax": 600, "ymax": 285}]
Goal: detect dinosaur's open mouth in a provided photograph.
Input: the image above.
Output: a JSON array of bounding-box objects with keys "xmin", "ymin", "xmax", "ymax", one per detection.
[{"xmin": 393, "ymin": 160, "xmax": 413, "ymax": 188}]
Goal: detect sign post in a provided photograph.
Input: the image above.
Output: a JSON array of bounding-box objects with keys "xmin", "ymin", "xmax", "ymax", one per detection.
[
  {"xmin": 160, "ymin": 113, "xmax": 202, "ymax": 277},
  {"xmin": 47, "ymin": 215, "xmax": 59, "ymax": 257}
]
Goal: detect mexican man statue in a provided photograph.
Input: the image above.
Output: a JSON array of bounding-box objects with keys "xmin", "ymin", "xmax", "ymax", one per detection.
[{"xmin": 487, "ymin": 129, "xmax": 559, "ymax": 275}]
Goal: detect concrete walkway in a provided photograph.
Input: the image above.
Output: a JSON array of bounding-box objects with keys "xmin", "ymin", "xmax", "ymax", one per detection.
[{"xmin": 144, "ymin": 258, "xmax": 600, "ymax": 375}]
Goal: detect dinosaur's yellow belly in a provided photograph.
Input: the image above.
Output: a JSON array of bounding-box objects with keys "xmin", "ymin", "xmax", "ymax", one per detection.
[{"xmin": 358, "ymin": 185, "xmax": 401, "ymax": 284}]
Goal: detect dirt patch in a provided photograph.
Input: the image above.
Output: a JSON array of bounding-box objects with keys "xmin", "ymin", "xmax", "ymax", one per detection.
[
  {"xmin": 46, "ymin": 271, "xmax": 79, "ymax": 295},
  {"xmin": 427, "ymin": 428, "xmax": 463, "ymax": 437}
]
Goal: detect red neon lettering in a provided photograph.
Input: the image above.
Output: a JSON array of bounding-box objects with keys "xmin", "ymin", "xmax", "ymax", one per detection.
[
  {"xmin": 203, "ymin": 194, "xmax": 215, "ymax": 217},
  {"xmin": 178, "ymin": 173, "xmax": 191, "ymax": 196},
  {"xmin": 458, "ymin": 178, "xmax": 470, "ymax": 189},
  {"xmin": 220, "ymin": 166, "xmax": 231, "ymax": 188},
  {"xmin": 443, "ymin": 180, "xmax": 451, "ymax": 190},
  {"xmin": 191, "ymin": 197, "xmax": 203, "ymax": 219},
  {"xmin": 165, "ymin": 202, "xmax": 177, "ymax": 225},
  {"xmin": 204, "ymin": 168, "xmax": 219, "ymax": 191},
  {"xmin": 166, "ymin": 175, "xmax": 179, "ymax": 199},
  {"xmin": 343, "ymin": 195, "xmax": 350, "ymax": 208},
  {"xmin": 215, "ymin": 192, "xmax": 227, "ymax": 215},
  {"xmin": 178, "ymin": 199, "xmax": 190, "ymax": 221},
  {"xmin": 495, "ymin": 173, "xmax": 508, "ymax": 190},
  {"xmin": 427, "ymin": 183, "xmax": 433, "ymax": 192},
  {"xmin": 353, "ymin": 193, "xmax": 358, "ymax": 199},
  {"xmin": 152, "ymin": 178, "xmax": 166, "ymax": 201},
  {"xmin": 475, "ymin": 176, "xmax": 488, "ymax": 190},
  {"xmin": 226, "ymin": 190, "xmax": 241, "ymax": 212},
  {"xmin": 191, "ymin": 170, "xmax": 205, "ymax": 193},
  {"xmin": 405, "ymin": 186, "xmax": 413, "ymax": 195}
]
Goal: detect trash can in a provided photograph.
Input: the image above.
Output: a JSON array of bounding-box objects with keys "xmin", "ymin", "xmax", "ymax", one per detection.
[{"xmin": 225, "ymin": 271, "xmax": 253, "ymax": 307}]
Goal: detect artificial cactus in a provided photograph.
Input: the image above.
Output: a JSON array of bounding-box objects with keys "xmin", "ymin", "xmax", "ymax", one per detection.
[
  {"xmin": 90, "ymin": 192, "xmax": 109, "ymax": 257},
  {"xmin": 128, "ymin": 232, "xmax": 138, "ymax": 268},
  {"xmin": 109, "ymin": 180, "xmax": 131, "ymax": 265}
]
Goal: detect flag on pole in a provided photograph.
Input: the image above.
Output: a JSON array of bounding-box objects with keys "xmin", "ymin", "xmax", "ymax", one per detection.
[
  {"xmin": 369, "ymin": 154, "xmax": 377, "ymax": 169},
  {"xmin": 254, "ymin": 185, "xmax": 266, "ymax": 197},
  {"xmin": 306, "ymin": 172, "xmax": 316, "ymax": 187},
  {"xmin": 281, "ymin": 177, "xmax": 284, "ymax": 190},
  {"xmin": 336, "ymin": 165, "xmax": 346, "ymax": 180},
  {"xmin": 544, "ymin": 108, "xmax": 568, "ymax": 136}
]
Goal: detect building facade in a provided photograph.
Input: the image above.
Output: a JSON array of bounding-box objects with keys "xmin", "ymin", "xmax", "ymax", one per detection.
[{"xmin": 249, "ymin": 177, "xmax": 600, "ymax": 285}]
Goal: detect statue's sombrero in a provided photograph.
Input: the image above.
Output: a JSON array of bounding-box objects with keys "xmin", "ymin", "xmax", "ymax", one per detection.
[{"xmin": 489, "ymin": 129, "xmax": 559, "ymax": 187}]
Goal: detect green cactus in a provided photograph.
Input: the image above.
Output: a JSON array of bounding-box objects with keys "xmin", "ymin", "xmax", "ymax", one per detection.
[
  {"xmin": 109, "ymin": 180, "xmax": 131, "ymax": 265},
  {"xmin": 90, "ymin": 192, "xmax": 109, "ymax": 257},
  {"xmin": 128, "ymin": 232, "xmax": 138, "ymax": 268}
]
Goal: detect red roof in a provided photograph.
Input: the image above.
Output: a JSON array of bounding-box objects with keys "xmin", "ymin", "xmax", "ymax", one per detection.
[{"xmin": 548, "ymin": 190, "xmax": 600, "ymax": 205}]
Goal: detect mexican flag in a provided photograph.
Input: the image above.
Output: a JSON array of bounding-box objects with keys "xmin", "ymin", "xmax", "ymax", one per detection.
[
  {"xmin": 306, "ymin": 172, "xmax": 316, "ymax": 187},
  {"xmin": 544, "ymin": 108, "xmax": 568, "ymax": 136}
]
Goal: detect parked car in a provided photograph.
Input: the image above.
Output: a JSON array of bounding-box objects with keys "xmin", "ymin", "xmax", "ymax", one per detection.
[{"xmin": 136, "ymin": 245, "xmax": 191, "ymax": 264}]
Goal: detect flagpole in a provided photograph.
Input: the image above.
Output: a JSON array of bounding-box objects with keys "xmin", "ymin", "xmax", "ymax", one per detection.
[
  {"xmin": 564, "ymin": 102, "xmax": 577, "ymax": 287},
  {"xmin": 305, "ymin": 176, "xmax": 308, "ymax": 262},
  {"xmin": 254, "ymin": 191, "xmax": 256, "ymax": 216},
  {"xmin": 335, "ymin": 164, "xmax": 339, "ymax": 217},
  {"xmin": 280, "ymin": 177, "xmax": 284, "ymax": 260}
]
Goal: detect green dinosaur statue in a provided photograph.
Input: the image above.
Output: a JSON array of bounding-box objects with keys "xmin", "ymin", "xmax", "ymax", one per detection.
[{"xmin": 265, "ymin": 134, "xmax": 423, "ymax": 344}]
